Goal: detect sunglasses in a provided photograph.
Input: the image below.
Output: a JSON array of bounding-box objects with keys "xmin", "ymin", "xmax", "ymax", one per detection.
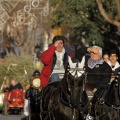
[{"xmin": 90, "ymin": 51, "xmax": 98, "ymax": 54}]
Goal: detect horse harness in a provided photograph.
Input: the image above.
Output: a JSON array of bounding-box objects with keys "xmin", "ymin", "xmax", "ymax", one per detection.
[
  {"xmin": 94, "ymin": 85, "xmax": 120, "ymax": 119},
  {"xmin": 40, "ymin": 87, "xmax": 59, "ymax": 120},
  {"xmin": 40, "ymin": 83, "xmax": 88, "ymax": 120},
  {"xmin": 40, "ymin": 66, "xmax": 88, "ymax": 120}
]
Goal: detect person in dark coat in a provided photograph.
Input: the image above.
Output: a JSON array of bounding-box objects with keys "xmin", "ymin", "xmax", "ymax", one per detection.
[
  {"xmin": 75, "ymin": 45, "xmax": 112, "ymax": 93},
  {"xmin": 75, "ymin": 46, "xmax": 112, "ymax": 119},
  {"xmin": 3, "ymin": 79, "xmax": 23, "ymax": 92}
]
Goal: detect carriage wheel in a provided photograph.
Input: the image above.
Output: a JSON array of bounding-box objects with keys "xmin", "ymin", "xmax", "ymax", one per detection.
[{"xmin": 2, "ymin": 101, "xmax": 8, "ymax": 115}]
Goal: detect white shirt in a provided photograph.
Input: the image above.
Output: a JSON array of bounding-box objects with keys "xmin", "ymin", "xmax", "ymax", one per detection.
[
  {"xmin": 51, "ymin": 49, "xmax": 85, "ymax": 79},
  {"xmin": 107, "ymin": 61, "xmax": 120, "ymax": 82},
  {"xmin": 107, "ymin": 61, "xmax": 120, "ymax": 71},
  {"xmin": 52, "ymin": 48, "xmax": 65, "ymax": 78}
]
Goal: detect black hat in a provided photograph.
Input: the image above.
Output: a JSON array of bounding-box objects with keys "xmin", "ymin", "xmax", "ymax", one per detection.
[
  {"xmin": 52, "ymin": 35, "xmax": 65, "ymax": 44},
  {"xmin": 32, "ymin": 70, "xmax": 40, "ymax": 77}
]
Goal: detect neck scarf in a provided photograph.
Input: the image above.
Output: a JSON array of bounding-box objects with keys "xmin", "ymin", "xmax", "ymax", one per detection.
[{"xmin": 88, "ymin": 58, "xmax": 104, "ymax": 69}]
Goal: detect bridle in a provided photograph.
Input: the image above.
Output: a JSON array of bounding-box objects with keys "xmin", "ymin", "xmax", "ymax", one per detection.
[
  {"xmin": 67, "ymin": 65, "xmax": 85, "ymax": 94},
  {"xmin": 40, "ymin": 65, "xmax": 88, "ymax": 120},
  {"xmin": 93, "ymin": 78, "xmax": 120, "ymax": 120}
]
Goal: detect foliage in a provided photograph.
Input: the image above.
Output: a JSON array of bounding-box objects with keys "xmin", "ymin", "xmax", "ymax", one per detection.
[
  {"xmin": 0, "ymin": 54, "xmax": 36, "ymax": 89},
  {"xmin": 49, "ymin": 0, "xmax": 119, "ymax": 46}
]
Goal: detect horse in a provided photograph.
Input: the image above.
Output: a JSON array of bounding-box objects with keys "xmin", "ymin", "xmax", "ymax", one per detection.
[
  {"xmin": 40, "ymin": 65, "xmax": 89, "ymax": 120},
  {"xmin": 88, "ymin": 73, "xmax": 120, "ymax": 120}
]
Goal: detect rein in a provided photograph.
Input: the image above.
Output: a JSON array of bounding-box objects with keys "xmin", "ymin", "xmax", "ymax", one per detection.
[
  {"xmin": 60, "ymin": 85, "xmax": 72, "ymax": 107},
  {"xmin": 95, "ymin": 105, "xmax": 120, "ymax": 119},
  {"xmin": 60, "ymin": 85, "xmax": 88, "ymax": 119}
]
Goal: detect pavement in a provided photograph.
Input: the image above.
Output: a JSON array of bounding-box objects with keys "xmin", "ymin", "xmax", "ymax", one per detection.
[{"xmin": 0, "ymin": 114, "xmax": 21, "ymax": 120}]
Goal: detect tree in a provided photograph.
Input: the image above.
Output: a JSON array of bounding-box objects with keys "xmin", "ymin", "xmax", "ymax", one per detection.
[
  {"xmin": 49, "ymin": 0, "xmax": 120, "ymax": 50},
  {"xmin": 94, "ymin": 0, "xmax": 120, "ymax": 56},
  {"xmin": 0, "ymin": 54, "xmax": 36, "ymax": 89}
]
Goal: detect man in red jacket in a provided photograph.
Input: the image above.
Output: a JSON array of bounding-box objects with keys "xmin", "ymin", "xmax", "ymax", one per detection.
[{"xmin": 40, "ymin": 36, "xmax": 75, "ymax": 87}]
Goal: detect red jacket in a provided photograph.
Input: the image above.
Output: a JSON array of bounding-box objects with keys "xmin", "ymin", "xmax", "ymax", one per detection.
[
  {"xmin": 40, "ymin": 44, "xmax": 56, "ymax": 87},
  {"xmin": 40, "ymin": 44, "xmax": 74, "ymax": 87}
]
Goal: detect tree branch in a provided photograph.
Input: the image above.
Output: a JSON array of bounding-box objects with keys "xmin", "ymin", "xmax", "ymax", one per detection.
[
  {"xmin": 96, "ymin": 0, "xmax": 120, "ymax": 27},
  {"xmin": 114, "ymin": 0, "xmax": 120, "ymax": 20}
]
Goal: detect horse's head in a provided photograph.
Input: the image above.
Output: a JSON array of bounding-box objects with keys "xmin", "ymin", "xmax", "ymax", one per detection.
[{"xmin": 65, "ymin": 64, "xmax": 85, "ymax": 107}]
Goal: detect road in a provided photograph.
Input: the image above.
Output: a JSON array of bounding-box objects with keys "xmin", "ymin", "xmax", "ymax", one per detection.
[{"xmin": 0, "ymin": 114, "xmax": 21, "ymax": 120}]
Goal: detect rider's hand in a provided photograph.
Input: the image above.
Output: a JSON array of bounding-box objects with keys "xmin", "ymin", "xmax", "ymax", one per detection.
[
  {"xmin": 87, "ymin": 47, "xmax": 92, "ymax": 52},
  {"xmin": 54, "ymin": 40, "xmax": 62, "ymax": 47}
]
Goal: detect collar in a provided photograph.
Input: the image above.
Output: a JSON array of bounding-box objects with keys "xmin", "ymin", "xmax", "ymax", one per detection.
[
  {"xmin": 107, "ymin": 61, "xmax": 120, "ymax": 71},
  {"xmin": 88, "ymin": 58, "xmax": 104, "ymax": 69},
  {"xmin": 55, "ymin": 48, "xmax": 65, "ymax": 59}
]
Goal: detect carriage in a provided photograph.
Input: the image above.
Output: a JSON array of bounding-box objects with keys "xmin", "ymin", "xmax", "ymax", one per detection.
[
  {"xmin": 22, "ymin": 63, "xmax": 120, "ymax": 120},
  {"xmin": 40, "ymin": 65, "xmax": 120, "ymax": 120}
]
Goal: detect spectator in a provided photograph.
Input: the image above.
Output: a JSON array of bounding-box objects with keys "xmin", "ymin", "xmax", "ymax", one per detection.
[
  {"xmin": 75, "ymin": 45, "xmax": 112, "ymax": 93},
  {"xmin": 75, "ymin": 47, "xmax": 111, "ymax": 118},
  {"xmin": 103, "ymin": 52, "xmax": 109, "ymax": 62},
  {"xmin": 40, "ymin": 35, "xmax": 80, "ymax": 87},
  {"xmin": 107, "ymin": 49, "xmax": 120, "ymax": 73},
  {"xmin": 48, "ymin": 43, "xmax": 75, "ymax": 59},
  {"xmin": 3, "ymin": 79, "xmax": 23, "ymax": 92},
  {"xmin": 107, "ymin": 49, "xmax": 120, "ymax": 81}
]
